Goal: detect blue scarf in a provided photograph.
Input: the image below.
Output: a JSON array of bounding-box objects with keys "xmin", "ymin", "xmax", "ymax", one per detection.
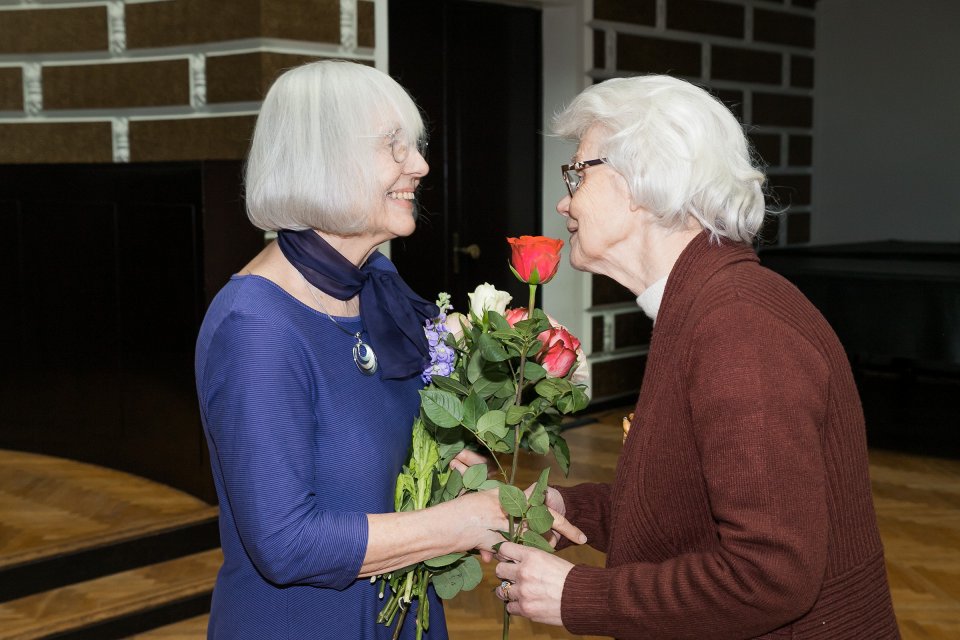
[{"xmin": 277, "ymin": 229, "xmax": 438, "ymax": 380}]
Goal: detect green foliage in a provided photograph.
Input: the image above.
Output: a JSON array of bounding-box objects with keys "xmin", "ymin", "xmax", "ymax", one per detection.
[{"xmin": 377, "ymin": 288, "xmax": 591, "ymax": 638}]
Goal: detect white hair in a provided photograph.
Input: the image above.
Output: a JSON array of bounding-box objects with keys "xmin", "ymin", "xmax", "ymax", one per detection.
[
  {"xmin": 553, "ymin": 75, "xmax": 767, "ymax": 244},
  {"xmin": 245, "ymin": 60, "xmax": 425, "ymax": 234}
]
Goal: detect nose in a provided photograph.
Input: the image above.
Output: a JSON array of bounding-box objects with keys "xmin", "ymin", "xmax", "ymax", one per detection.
[
  {"xmin": 404, "ymin": 149, "xmax": 429, "ymax": 178},
  {"xmin": 556, "ymin": 193, "xmax": 571, "ymax": 217}
]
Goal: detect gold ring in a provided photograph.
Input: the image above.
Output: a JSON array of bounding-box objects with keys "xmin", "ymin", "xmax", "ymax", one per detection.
[{"xmin": 500, "ymin": 580, "xmax": 512, "ymax": 601}]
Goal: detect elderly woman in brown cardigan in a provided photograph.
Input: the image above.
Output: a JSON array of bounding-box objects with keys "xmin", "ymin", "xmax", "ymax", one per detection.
[{"xmin": 494, "ymin": 75, "xmax": 900, "ymax": 639}]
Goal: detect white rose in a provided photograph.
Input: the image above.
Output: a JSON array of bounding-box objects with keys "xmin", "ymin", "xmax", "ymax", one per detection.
[{"xmin": 467, "ymin": 283, "xmax": 512, "ymax": 319}]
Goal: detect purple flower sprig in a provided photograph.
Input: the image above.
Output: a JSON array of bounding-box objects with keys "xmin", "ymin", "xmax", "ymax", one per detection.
[{"xmin": 422, "ymin": 293, "xmax": 456, "ymax": 384}]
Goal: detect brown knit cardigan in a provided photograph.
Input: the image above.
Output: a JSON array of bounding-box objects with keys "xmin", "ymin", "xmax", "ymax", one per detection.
[{"xmin": 557, "ymin": 232, "xmax": 899, "ymax": 639}]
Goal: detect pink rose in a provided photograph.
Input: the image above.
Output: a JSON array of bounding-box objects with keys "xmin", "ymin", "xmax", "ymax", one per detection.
[
  {"xmin": 504, "ymin": 307, "xmax": 529, "ymax": 327},
  {"xmin": 537, "ymin": 325, "xmax": 581, "ymax": 378}
]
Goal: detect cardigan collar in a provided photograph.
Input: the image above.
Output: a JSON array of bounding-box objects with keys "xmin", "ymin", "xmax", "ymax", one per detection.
[{"xmin": 654, "ymin": 231, "xmax": 759, "ymax": 338}]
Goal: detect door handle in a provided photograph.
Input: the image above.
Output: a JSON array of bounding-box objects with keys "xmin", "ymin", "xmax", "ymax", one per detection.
[{"xmin": 452, "ymin": 232, "xmax": 481, "ymax": 274}]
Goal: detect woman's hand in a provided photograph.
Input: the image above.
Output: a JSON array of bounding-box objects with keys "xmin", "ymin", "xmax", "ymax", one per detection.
[
  {"xmin": 495, "ymin": 541, "xmax": 574, "ymax": 626},
  {"xmin": 449, "ymin": 448, "xmax": 489, "ymax": 475},
  {"xmin": 452, "ymin": 488, "xmax": 586, "ymax": 562},
  {"xmin": 525, "ymin": 484, "xmax": 571, "ymax": 547}
]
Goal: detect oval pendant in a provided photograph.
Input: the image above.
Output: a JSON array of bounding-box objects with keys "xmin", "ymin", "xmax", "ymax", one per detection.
[{"xmin": 353, "ymin": 340, "xmax": 378, "ymax": 376}]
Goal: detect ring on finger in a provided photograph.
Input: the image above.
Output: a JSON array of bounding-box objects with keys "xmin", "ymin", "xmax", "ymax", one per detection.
[{"xmin": 500, "ymin": 579, "xmax": 513, "ymax": 601}]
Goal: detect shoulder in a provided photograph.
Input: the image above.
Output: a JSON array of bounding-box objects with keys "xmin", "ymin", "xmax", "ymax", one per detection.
[{"xmin": 197, "ymin": 276, "xmax": 313, "ymax": 366}]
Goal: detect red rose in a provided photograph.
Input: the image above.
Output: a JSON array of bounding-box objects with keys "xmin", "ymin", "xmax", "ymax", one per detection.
[
  {"xmin": 537, "ymin": 325, "xmax": 581, "ymax": 378},
  {"xmin": 507, "ymin": 236, "xmax": 564, "ymax": 285}
]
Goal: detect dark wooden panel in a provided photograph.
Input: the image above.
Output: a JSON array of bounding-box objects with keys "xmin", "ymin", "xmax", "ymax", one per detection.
[{"xmin": 0, "ymin": 162, "xmax": 252, "ymax": 502}]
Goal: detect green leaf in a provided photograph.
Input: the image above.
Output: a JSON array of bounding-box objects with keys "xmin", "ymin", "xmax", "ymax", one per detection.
[
  {"xmin": 478, "ymin": 479, "xmax": 502, "ymax": 491},
  {"xmin": 462, "ymin": 463, "xmax": 488, "ymax": 490},
  {"xmin": 550, "ymin": 433, "xmax": 571, "ymax": 476},
  {"xmin": 473, "ymin": 373, "xmax": 508, "ymax": 399},
  {"xmin": 431, "ymin": 567, "xmax": 464, "ymax": 599},
  {"xmin": 420, "ymin": 389, "xmax": 464, "ymax": 428},
  {"xmin": 529, "ymin": 467, "xmax": 550, "ymax": 506},
  {"xmin": 476, "ymin": 409, "xmax": 507, "ymax": 439},
  {"xmin": 534, "ymin": 378, "xmax": 561, "ymax": 401},
  {"xmin": 478, "ymin": 333, "xmax": 511, "ymax": 362},
  {"xmin": 525, "ymin": 504, "xmax": 554, "ymax": 534},
  {"xmin": 523, "ymin": 361, "xmax": 547, "ymax": 382},
  {"xmin": 466, "ymin": 350, "xmax": 484, "ymax": 383},
  {"xmin": 437, "ymin": 440, "xmax": 465, "ymax": 468},
  {"xmin": 431, "ymin": 375, "xmax": 468, "ymax": 396},
  {"xmin": 459, "ymin": 555, "xmax": 483, "ymax": 591},
  {"xmin": 424, "ymin": 551, "xmax": 466, "ymax": 568},
  {"xmin": 439, "ymin": 469, "xmax": 464, "ymax": 503},
  {"xmin": 520, "ymin": 530, "xmax": 555, "ymax": 553},
  {"xmin": 526, "ymin": 423, "xmax": 550, "ymax": 455},
  {"xmin": 506, "ymin": 404, "xmax": 528, "ymax": 425},
  {"xmin": 462, "ymin": 391, "xmax": 486, "ymax": 430},
  {"xmin": 493, "ymin": 378, "xmax": 516, "ymax": 399},
  {"xmin": 499, "ymin": 484, "xmax": 528, "ymax": 517},
  {"xmin": 529, "ymin": 308, "xmax": 552, "ymax": 334},
  {"xmin": 571, "ymin": 385, "xmax": 590, "ymax": 412},
  {"xmin": 487, "ymin": 311, "xmax": 512, "ymax": 333}
]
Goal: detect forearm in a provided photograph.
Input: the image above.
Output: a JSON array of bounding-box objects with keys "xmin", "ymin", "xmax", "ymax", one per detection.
[{"xmin": 359, "ymin": 493, "xmax": 497, "ymax": 577}]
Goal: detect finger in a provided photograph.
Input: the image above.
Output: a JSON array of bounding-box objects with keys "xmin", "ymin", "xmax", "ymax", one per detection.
[
  {"xmin": 455, "ymin": 448, "xmax": 487, "ymax": 466},
  {"xmin": 547, "ymin": 509, "xmax": 587, "ymax": 544},
  {"xmin": 495, "ymin": 561, "xmax": 519, "ymax": 582},
  {"xmin": 495, "ymin": 541, "xmax": 524, "ymax": 563},
  {"xmin": 479, "ymin": 549, "xmax": 495, "ymax": 563},
  {"xmin": 449, "ymin": 459, "xmax": 468, "ymax": 474}
]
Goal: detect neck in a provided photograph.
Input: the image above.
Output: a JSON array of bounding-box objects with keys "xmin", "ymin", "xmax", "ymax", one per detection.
[
  {"xmin": 605, "ymin": 219, "xmax": 702, "ymax": 297},
  {"xmin": 314, "ymin": 229, "xmax": 382, "ymax": 267}
]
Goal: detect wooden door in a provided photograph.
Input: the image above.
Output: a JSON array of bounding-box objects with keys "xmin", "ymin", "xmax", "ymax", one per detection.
[{"xmin": 388, "ymin": 0, "xmax": 543, "ymax": 312}]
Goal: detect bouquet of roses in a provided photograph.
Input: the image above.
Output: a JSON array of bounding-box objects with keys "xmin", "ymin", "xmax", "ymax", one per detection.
[{"xmin": 375, "ymin": 236, "xmax": 589, "ymax": 640}]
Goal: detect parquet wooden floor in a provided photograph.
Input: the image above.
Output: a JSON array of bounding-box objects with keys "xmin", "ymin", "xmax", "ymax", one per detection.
[{"xmin": 4, "ymin": 407, "xmax": 959, "ymax": 639}]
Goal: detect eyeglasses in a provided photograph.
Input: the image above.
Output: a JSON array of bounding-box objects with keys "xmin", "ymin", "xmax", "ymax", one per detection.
[
  {"xmin": 561, "ymin": 158, "xmax": 607, "ymax": 196},
  {"xmin": 366, "ymin": 128, "xmax": 428, "ymax": 164}
]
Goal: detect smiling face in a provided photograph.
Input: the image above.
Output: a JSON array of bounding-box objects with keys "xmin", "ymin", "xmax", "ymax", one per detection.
[
  {"xmin": 366, "ymin": 127, "xmax": 429, "ymax": 244},
  {"xmin": 556, "ymin": 125, "xmax": 638, "ymax": 276}
]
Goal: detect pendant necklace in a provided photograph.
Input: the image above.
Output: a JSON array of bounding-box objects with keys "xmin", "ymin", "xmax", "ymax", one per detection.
[{"xmin": 298, "ymin": 272, "xmax": 378, "ymax": 376}]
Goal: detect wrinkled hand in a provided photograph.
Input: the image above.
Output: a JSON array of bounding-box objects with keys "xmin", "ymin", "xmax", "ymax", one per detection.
[{"xmin": 495, "ymin": 541, "xmax": 574, "ymax": 626}]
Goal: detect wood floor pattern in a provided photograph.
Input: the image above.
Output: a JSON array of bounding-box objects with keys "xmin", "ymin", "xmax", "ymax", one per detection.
[
  {"xmin": 2, "ymin": 407, "xmax": 958, "ymax": 638},
  {"xmin": 0, "ymin": 449, "xmax": 216, "ymax": 569}
]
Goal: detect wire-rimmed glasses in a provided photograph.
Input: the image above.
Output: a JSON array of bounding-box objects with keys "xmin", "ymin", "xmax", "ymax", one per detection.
[
  {"xmin": 561, "ymin": 158, "xmax": 607, "ymax": 196},
  {"xmin": 365, "ymin": 128, "xmax": 428, "ymax": 164}
]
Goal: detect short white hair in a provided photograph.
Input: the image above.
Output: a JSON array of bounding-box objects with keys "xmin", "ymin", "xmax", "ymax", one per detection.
[
  {"xmin": 553, "ymin": 75, "xmax": 766, "ymax": 243},
  {"xmin": 245, "ymin": 60, "xmax": 425, "ymax": 234}
]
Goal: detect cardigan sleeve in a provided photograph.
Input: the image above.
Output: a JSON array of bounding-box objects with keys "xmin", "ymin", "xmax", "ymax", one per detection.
[
  {"xmin": 554, "ymin": 482, "xmax": 613, "ymax": 553},
  {"xmin": 561, "ymin": 302, "xmax": 831, "ymax": 639},
  {"xmin": 200, "ymin": 310, "xmax": 368, "ymax": 590}
]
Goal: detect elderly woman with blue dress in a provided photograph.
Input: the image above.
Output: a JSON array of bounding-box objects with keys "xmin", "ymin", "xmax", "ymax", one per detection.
[{"xmin": 194, "ymin": 60, "xmax": 582, "ymax": 639}]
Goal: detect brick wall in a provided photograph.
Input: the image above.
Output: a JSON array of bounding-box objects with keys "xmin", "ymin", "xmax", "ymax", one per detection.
[
  {"xmin": 0, "ymin": 0, "xmax": 377, "ymax": 163},
  {"xmin": 586, "ymin": 0, "xmax": 817, "ymax": 401}
]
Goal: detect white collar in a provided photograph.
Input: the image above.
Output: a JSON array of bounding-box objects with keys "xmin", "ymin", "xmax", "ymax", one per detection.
[{"xmin": 636, "ymin": 276, "xmax": 668, "ymax": 323}]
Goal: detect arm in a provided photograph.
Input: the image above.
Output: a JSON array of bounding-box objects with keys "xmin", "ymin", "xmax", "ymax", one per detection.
[
  {"xmin": 561, "ymin": 305, "xmax": 831, "ymax": 638},
  {"xmin": 202, "ymin": 311, "xmax": 369, "ymax": 589},
  {"xmin": 554, "ymin": 482, "xmax": 613, "ymax": 552}
]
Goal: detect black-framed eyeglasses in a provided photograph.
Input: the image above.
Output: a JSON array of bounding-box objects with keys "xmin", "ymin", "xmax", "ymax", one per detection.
[
  {"xmin": 365, "ymin": 128, "xmax": 428, "ymax": 164},
  {"xmin": 561, "ymin": 158, "xmax": 607, "ymax": 196}
]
